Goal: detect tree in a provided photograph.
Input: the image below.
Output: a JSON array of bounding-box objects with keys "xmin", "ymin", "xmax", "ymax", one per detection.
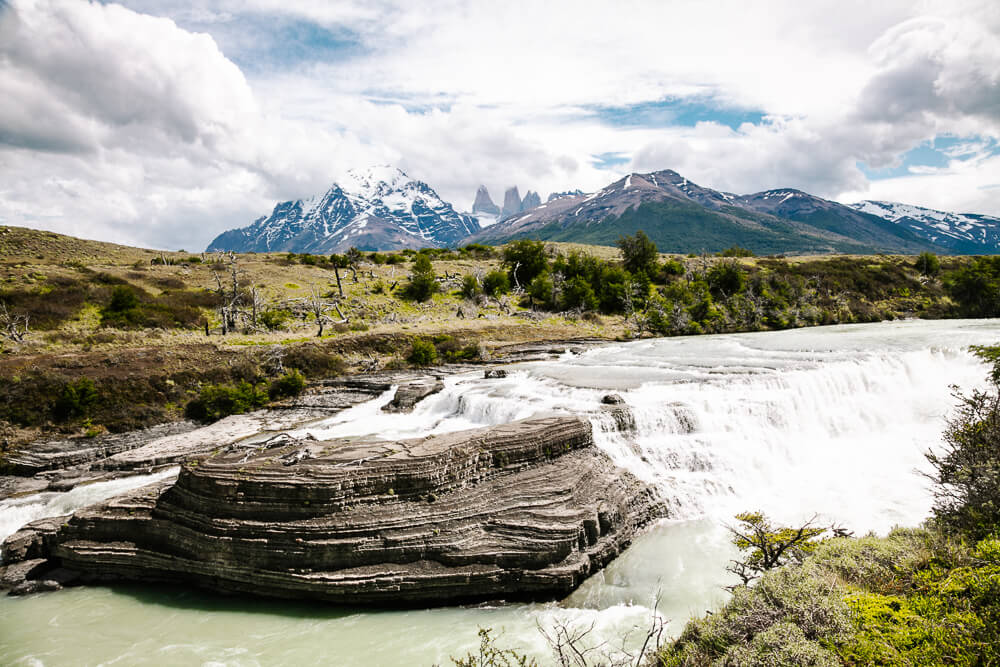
[
  {"xmin": 460, "ymin": 274, "xmax": 482, "ymax": 299},
  {"xmin": 0, "ymin": 301, "xmax": 30, "ymax": 344},
  {"xmin": 706, "ymin": 260, "xmax": 746, "ymax": 299},
  {"xmin": 404, "ymin": 254, "xmax": 438, "ymax": 301},
  {"xmin": 945, "ymin": 257, "xmax": 1000, "ymax": 317},
  {"xmin": 502, "ymin": 240, "xmax": 549, "ymax": 289},
  {"xmin": 528, "ymin": 271, "xmax": 556, "ymax": 309},
  {"xmin": 561, "ymin": 275, "xmax": 598, "ymax": 311},
  {"xmin": 915, "ymin": 251, "xmax": 940, "ymax": 276},
  {"xmin": 725, "ymin": 511, "xmax": 827, "ymax": 589},
  {"xmin": 926, "ymin": 350, "xmax": 1000, "ymax": 540},
  {"xmin": 617, "ymin": 230, "xmax": 658, "ymax": 276},
  {"xmin": 482, "ymin": 270, "xmax": 511, "ymax": 297}
]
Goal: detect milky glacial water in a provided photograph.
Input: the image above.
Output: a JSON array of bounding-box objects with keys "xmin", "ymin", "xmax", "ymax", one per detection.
[{"xmin": 1, "ymin": 319, "xmax": 998, "ymax": 666}]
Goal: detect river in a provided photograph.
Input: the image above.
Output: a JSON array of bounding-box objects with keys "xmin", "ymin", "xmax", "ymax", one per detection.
[{"xmin": 1, "ymin": 319, "xmax": 997, "ymax": 666}]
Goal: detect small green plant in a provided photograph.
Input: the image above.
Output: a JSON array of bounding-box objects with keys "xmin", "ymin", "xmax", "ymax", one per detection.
[
  {"xmin": 407, "ymin": 337, "xmax": 438, "ymax": 366},
  {"xmin": 268, "ymin": 369, "xmax": 306, "ymax": 400},
  {"xmin": 404, "ymin": 254, "xmax": 438, "ymax": 301},
  {"xmin": 54, "ymin": 377, "xmax": 99, "ymax": 421},
  {"xmin": 259, "ymin": 309, "xmax": 292, "ymax": 331},
  {"xmin": 915, "ymin": 251, "xmax": 941, "ymax": 276},
  {"xmin": 460, "ymin": 274, "xmax": 481, "ymax": 299},
  {"xmin": 451, "ymin": 627, "xmax": 537, "ymax": 667},
  {"xmin": 482, "ymin": 270, "xmax": 510, "ymax": 297},
  {"xmin": 185, "ymin": 380, "xmax": 268, "ymax": 422}
]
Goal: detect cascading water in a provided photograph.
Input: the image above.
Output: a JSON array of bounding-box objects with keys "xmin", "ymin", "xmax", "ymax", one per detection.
[{"xmin": 1, "ymin": 319, "xmax": 997, "ymax": 666}]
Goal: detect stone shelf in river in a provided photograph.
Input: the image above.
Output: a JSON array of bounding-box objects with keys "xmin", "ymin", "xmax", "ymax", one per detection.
[{"xmin": 2, "ymin": 416, "xmax": 665, "ymax": 605}]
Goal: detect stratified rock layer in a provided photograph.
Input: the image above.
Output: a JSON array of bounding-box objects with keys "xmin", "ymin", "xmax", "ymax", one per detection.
[{"xmin": 3, "ymin": 417, "xmax": 664, "ymax": 605}]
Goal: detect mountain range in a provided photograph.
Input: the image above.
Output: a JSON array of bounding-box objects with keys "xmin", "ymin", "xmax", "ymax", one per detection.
[
  {"xmin": 206, "ymin": 166, "xmax": 478, "ymax": 254},
  {"xmin": 467, "ymin": 170, "xmax": 944, "ymax": 255},
  {"xmin": 848, "ymin": 201, "xmax": 1000, "ymax": 254},
  {"xmin": 207, "ymin": 166, "xmax": 1000, "ymax": 256}
]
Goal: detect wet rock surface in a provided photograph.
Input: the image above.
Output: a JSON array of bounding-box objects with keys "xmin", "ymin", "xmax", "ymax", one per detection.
[
  {"xmin": 2, "ymin": 417, "xmax": 665, "ymax": 605},
  {"xmin": 381, "ymin": 378, "xmax": 444, "ymax": 413}
]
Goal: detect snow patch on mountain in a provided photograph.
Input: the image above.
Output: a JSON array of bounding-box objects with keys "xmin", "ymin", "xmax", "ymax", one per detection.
[
  {"xmin": 207, "ymin": 166, "xmax": 479, "ymax": 253},
  {"xmin": 849, "ymin": 200, "xmax": 1000, "ymax": 252}
]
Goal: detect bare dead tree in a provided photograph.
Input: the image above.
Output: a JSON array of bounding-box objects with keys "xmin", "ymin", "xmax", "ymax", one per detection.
[
  {"xmin": 536, "ymin": 590, "xmax": 667, "ymax": 667},
  {"xmin": 301, "ymin": 284, "xmax": 348, "ymax": 337},
  {"xmin": 0, "ymin": 302, "xmax": 30, "ymax": 344}
]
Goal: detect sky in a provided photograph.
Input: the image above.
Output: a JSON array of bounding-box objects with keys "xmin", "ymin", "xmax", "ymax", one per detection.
[{"xmin": 1, "ymin": 0, "xmax": 998, "ymax": 251}]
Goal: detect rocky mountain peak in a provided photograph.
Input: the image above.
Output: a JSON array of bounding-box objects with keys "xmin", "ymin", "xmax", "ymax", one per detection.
[
  {"xmin": 521, "ymin": 190, "xmax": 542, "ymax": 211},
  {"xmin": 472, "ymin": 185, "xmax": 500, "ymax": 216},
  {"xmin": 206, "ymin": 166, "xmax": 479, "ymax": 253},
  {"xmin": 501, "ymin": 186, "xmax": 523, "ymax": 220}
]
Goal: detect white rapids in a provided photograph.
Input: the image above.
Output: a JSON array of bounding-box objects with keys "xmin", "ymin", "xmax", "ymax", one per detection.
[{"xmin": 0, "ymin": 319, "xmax": 997, "ymax": 666}]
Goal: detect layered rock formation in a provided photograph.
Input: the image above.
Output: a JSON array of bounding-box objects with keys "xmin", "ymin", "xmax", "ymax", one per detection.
[{"xmin": 2, "ymin": 417, "xmax": 665, "ymax": 605}]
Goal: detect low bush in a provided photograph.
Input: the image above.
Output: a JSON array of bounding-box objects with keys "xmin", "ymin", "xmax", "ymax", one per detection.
[
  {"xmin": 268, "ymin": 369, "xmax": 306, "ymax": 400},
  {"xmin": 407, "ymin": 337, "xmax": 438, "ymax": 366},
  {"xmin": 53, "ymin": 377, "xmax": 99, "ymax": 421},
  {"xmin": 282, "ymin": 345, "xmax": 347, "ymax": 378},
  {"xmin": 259, "ymin": 309, "xmax": 292, "ymax": 331},
  {"xmin": 482, "ymin": 270, "xmax": 510, "ymax": 297},
  {"xmin": 185, "ymin": 380, "xmax": 268, "ymax": 422}
]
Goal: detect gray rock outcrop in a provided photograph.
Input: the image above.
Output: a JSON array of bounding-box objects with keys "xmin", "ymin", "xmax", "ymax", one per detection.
[
  {"xmin": 472, "ymin": 185, "xmax": 500, "ymax": 216},
  {"xmin": 521, "ymin": 191, "xmax": 542, "ymax": 210},
  {"xmin": 501, "ymin": 187, "xmax": 523, "ymax": 221},
  {"xmin": 2, "ymin": 417, "xmax": 665, "ymax": 606}
]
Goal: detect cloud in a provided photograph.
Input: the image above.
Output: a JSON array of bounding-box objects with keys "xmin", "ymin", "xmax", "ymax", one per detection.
[{"xmin": 0, "ymin": 0, "xmax": 998, "ymax": 249}]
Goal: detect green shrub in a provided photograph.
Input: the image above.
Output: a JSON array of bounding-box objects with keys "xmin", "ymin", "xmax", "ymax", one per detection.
[
  {"xmin": 719, "ymin": 245, "xmax": 755, "ymax": 257},
  {"xmin": 460, "ymin": 274, "xmax": 481, "ymax": 299},
  {"xmin": 259, "ymin": 309, "xmax": 291, "ymax": 331},
  {"xmin": 482, "ymin": 270, "xmax": 510, "ymax": 297},
  {"xmin": 502, "ymin": 239, "xmax": 549, "ymax": 288},
  {"xmin": 404, "ymin": 254, "xmax": 438, "ymax": 301},
  {"xmin": 528, "ymin": 271, "xmax": 555, "ymax": 309},
  {"xmin": 185, "ymin": 380, "xmax": 268, "ymax": 422},
  {"xmin": 433, "ymin": 335, "xmax": 479, "ymax": 362},
  {"xmin": 926, "ymin": 356, "xmax": 1000, "ymax": 540},
  {"xmin": 407, "ymin": 337, "xmax": 438, "ymax": 366},
  {"xmin": 282, "ymin": 345, "xmax": 346, "ymax": 378},
  {"xmin": 561, "ymin": 275, "xmax": 598, "ymax": 311},
  {"xmin": 915, "ymin": 251, "xmax": 940, "ymax": 276},
  {"xmin": 617, "ymin": 230, "xmax": 659, "ymax": 275},
  {"xmin": 268, "ymin": 369, "xmax": 306, "ymax": 400},
  {"xmin": 53, "ymin": 377, "xmax": 99, "ymax": 421}
]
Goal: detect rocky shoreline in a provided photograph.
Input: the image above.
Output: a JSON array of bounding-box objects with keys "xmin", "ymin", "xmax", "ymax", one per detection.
[{"xmin": 2, "ymin": 414, "xmax": 664, "ymax": 604}]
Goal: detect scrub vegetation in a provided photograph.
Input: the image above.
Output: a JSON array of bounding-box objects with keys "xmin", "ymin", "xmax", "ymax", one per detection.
[{"xmin": 0, "ymin": 223, "xmax": 997, "ymax": 471}]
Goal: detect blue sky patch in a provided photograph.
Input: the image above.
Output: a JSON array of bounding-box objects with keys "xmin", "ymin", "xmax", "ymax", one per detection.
[
  {"xmin": 859, "ymin": 136, "xmax": 999, "ymax": 180},
  {"xmin": 590, "ymin": 152, "xmax": 630, "ymax": 169},
  {"xmin": 588, "ymin": 98, "xmax": 765, "ymax": 130}
]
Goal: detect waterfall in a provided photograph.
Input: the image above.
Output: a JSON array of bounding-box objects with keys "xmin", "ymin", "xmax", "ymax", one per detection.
[{"xmin": 2, "ymin": 320, "xmax": 997, "ymax": 666}]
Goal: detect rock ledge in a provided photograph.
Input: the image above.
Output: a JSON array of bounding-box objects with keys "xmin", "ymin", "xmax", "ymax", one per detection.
[{"xmin": 2, "ymin": 417, "xmax": 665, "ymax": 605}]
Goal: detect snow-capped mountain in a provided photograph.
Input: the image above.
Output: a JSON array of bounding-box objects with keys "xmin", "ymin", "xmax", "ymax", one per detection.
[
  {"xmin": 849, "ymin": 200, "xmax": 1000, "ymax": 254},
  {"xmin": 207, "ymin": 166, "xmax": 480, "ymax": 253},
  {"xmin": 470, "ymin": 169, "xmax": 945, "ymax": 255}
]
